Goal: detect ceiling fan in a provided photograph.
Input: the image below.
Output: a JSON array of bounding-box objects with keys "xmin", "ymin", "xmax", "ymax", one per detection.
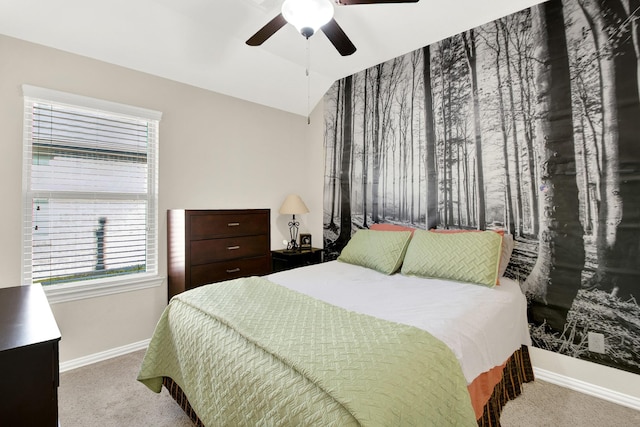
[{"xmin": 246, "ymin": 0, "xmax": 420, "ymax": 56}]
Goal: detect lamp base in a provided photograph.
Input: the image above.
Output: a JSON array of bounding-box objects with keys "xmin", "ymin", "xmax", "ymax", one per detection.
[{"xmin": 287, "ymin": 216, "xmax": 300, "ymax": 252}]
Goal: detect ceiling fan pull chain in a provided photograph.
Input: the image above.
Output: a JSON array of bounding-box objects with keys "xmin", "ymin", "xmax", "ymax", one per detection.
[{"xmin": 307, "ymin": 38, "xmax": 311, "ymax": 125}]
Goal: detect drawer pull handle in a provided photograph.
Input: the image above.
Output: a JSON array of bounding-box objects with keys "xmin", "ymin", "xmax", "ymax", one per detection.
[
  {"xmin": 226, "ymin": 268, "xmax": 240, "ymax": 273},
  {"xmin": 227, "ymin": 245, "xmax": 240, "ymax": 250},
  {"xmin": 227, "ymin": 222, "xmax": 240, "ymax": 227}
]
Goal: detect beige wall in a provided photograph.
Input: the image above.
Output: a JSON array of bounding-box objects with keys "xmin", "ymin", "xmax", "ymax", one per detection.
[{"xmin": 0, "ymin": 34, "xmax": 324, "ymax": 362}]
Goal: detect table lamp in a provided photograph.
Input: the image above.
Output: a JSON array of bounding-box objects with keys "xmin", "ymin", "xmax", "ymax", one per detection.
[{"xmin": 279, "ymin": 194, "xmax": 309, "ymax": 251}]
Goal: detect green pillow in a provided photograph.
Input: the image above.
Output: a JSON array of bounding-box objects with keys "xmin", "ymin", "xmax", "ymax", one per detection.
[
  {"xmin": 401, "ymin": 230, "xmax": 502, "ymax": 287},
  {"xmin": 338, "ymin": 229, "xmax": 412, "ymax": 275}
]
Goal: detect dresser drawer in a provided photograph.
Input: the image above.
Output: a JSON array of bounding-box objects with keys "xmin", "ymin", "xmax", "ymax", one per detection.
[
  {"xmin": 190, "ymin": 212, "xmax": 269, "ymax": 239},
  {"xmin": 190, "ymin": 235, "xmax": 269, "ymax": 265},
  {"xmin": 190, "ymin": 256, "xmax": 272, "ymax": 286}
]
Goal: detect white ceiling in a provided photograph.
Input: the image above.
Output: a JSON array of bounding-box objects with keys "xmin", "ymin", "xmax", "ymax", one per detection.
[{"xmin": 0, "ymin": 0, "xmax": 544, "ymax": 116}]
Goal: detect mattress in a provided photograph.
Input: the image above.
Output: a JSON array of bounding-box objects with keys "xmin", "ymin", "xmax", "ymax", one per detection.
[{"xmin": 268, "ymin": 260, "xmax": 532, "ymax": 384}]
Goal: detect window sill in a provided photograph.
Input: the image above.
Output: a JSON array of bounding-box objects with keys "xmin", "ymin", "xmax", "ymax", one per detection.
[{"xmin": 43, "ymin": 273, "xmax": 165, "ymax": 304}]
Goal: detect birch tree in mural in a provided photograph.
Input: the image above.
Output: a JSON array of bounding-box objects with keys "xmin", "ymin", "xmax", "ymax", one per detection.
[
  {"xmin": 578, "ymin": 0, "xmax": 640, "ymax": 301},
  {"xmin": 371, "ymin": 65, "xmax": 382, "ymax": 224},
  {"xmin": 324, "ymin": 0, "xmax": 640, "ymax": 375},
  {"xmin": 508, "ymin": 14, "xmax": 540, "ymax": 237},
  {"xmin": 335, "ymin": 75, "xmax": 354, "ymax": 250},
  {"xmin": 325, "ymin": 79, "xmax": 341, "ymax": 234},
  {"xmin": 523, "ymin": 0, "xmax": 585, "ymax": 332},
  {"xmin": 486, "ymin": 20, "xmax": 516, "ymax": 236},
  {"xmin": 361, "ymin": 68, "xmax": 370, "ymax": 229},
  {"xmin": 462, "ymin": 29, "xmax": 487, "ymax": 230},
  {"xmin": 423, "ymin": 45, "xmax": 438, "ymax": 229}
]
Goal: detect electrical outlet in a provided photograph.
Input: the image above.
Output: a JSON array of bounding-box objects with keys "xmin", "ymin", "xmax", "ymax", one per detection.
[{"xmin": 588, "ymin": 332, "xmax": 605, "ymax": 354}]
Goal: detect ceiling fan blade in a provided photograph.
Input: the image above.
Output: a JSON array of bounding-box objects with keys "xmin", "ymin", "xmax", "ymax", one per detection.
[
  {"xmin": 321, "ymin": 19, "xmax": 356, "ymax": 56},
  {"xmin": 246, "ymin": 13, "xmax": 287, "ymax": 46},
  {"xmin": 337, "ymin": 0, "xmax": 419, "ymax": 5}
]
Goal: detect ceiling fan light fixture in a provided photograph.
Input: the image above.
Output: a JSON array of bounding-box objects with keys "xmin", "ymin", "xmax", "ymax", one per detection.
[{"xmin": 281, "ymin": 0, "xmax": 334, "ymax": 38}]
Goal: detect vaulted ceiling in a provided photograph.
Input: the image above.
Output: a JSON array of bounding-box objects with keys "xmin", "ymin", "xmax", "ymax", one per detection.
[{"xmin": 0, "ymin": 0, "xmax": 544, "ymax": 116}]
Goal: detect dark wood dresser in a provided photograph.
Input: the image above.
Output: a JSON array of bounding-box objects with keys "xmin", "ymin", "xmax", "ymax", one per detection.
[
  {"xmin": 167, "ymin": 209, "xmax": 272, "ymax": 300},
  {"xmin": 0, "ymin": 284, "xmax": 61, "ymax": 426}
]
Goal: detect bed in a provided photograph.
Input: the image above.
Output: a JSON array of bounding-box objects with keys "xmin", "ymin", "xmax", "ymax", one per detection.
[{"xmin": 138, "ymin": 229, "xmax": 533, "ymax": 426}]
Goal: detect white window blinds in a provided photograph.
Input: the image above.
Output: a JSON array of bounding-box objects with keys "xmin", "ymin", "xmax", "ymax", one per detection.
[{"xmin": 22, "ymin": 86, "xmax": 161, "ymax": 288}]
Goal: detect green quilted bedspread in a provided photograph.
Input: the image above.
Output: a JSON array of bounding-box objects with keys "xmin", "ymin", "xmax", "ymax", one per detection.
[{"xmin": 138, "ymin": 276, "xmax": 476, "ymax": 426}]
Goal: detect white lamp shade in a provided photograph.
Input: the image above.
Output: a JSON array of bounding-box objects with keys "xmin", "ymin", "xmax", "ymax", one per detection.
[
  {"xmin": 279, "ymin": 194, "xmax": 310, "ymax": 215},
  {"xmin": 281, "ymin": 0, "xmax": 334, "ymax": 34}
]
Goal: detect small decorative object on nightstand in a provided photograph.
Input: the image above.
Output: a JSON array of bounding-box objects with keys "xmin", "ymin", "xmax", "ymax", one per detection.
[
  {"xmin": 272, "ymin": 247, "xmax": 323, "ymax": 273},
  {"xmin": 299, "ymin": 233, "xmax": 312, "ymax": 250}
]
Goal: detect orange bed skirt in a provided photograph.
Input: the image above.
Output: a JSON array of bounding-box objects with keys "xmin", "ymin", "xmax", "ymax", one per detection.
[
  {"xmin": 474, "ymin": 345, "xmax": 535, "ymax": 426},
  {"xmin": 163, "ymin": 345, "xmax": 534, "ymax": 426}
]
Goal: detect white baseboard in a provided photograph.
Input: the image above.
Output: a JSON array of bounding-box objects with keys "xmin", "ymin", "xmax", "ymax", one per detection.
[
  {"xmin": 534, "ymin": 367, "xmax": 640, "ymax": 411},
  {"xmin": 59, "ymin": 339, "xmax": 150, "ymax": 373}
]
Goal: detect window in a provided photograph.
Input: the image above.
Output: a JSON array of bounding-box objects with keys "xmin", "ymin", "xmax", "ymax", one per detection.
[{"xmin": 22, "ymin": 85, "xmax": 162, "ymax": 302}]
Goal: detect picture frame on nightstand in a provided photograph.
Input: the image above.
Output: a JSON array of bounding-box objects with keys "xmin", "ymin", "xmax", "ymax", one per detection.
[{"xmin": 299, "ymin": 233, "xmax": 312, "ymax": 250}]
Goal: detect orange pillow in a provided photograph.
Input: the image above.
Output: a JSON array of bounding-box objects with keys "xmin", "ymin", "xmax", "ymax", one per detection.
[
  {"xmin": 370, "ymin": 223, "xmax": 416, "ymax": 235},
  {"xmin": 430, "ymin": 228, "xmax": 504, "ymax": 236}
]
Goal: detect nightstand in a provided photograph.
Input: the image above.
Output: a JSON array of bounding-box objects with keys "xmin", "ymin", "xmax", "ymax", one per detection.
[{"xmin": 271, "ymin": 247, "xmax": 323, "ymax": 272}]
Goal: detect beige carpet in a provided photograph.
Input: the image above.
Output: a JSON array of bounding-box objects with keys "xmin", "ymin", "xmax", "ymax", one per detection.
[
  {"xmin": 59, "ymin": 351, "xmax": 192, "ymax": 427},
  {"xmin": 59, "ymin": 349, "xmax": 640, "ymax": 426}
]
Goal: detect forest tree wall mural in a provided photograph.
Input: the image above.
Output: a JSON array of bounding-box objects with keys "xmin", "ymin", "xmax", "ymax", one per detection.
[{"xmin": 323, "ymin": 0, "xmax": 640, "ymax": 375}]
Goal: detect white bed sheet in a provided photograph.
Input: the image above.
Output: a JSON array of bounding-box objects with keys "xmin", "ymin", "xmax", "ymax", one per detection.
[{"xmin": 267, "ymin": 260, "xmax": 531, "ymax": 384}]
